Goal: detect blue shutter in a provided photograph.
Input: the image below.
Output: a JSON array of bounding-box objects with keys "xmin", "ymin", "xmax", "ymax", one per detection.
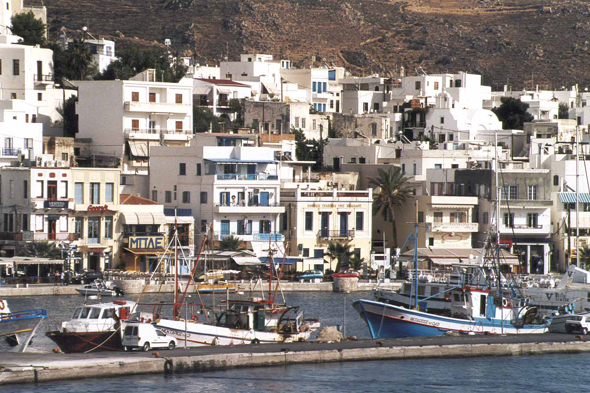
[
  {"xmin": 221, "ymin": 220, "xmax": 230, "ymax": 236},
  {"xmin": 312, "ymin": 82, "xmax": 316, "ymax": 92},
  {"xmin": 260, "ymin": 192, "xmax": 269, "ymax": 206},
  {"xmin": 323, "ymin": 82, "xmax": 327, "ymax": 92}
]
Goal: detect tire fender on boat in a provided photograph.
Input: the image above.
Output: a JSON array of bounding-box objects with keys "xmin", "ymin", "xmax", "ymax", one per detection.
[
  {"xmin": 502, "ymin": 298, "xmax": 509, "ymax": 308},
  {"xmin": 192, "ymin": 314, "xmax": 199, "ymax": 322},
  {"xmin": 163, "ymin": 359, "xmax": 173, "ymax": 375},
  {"xmin": 0, "ymin": 300, "xmax": 5, "ymax": 310}
]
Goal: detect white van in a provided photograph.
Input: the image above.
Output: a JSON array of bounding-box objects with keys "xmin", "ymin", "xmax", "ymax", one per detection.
[{"xmin": 122, "ymin": 322, "xmax": 178, "ymax": 351}]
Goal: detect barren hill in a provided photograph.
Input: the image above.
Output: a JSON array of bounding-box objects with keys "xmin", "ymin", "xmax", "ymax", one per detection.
[{"xmin": 31, "ymin": 0, "xmax": 590, "ymax": 89}]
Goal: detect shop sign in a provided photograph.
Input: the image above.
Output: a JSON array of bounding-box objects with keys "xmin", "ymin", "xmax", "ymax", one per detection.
[
  {"xmin": 44, "ymin": 200, "xmax": 69, "ymax": 209},
  {"xmin": 128, "ymin": 236, "xmax": 164, "ymax": 249},
  {"xmin": 88, "ymin": 204, "xmax": 110, "ymax": 212}
]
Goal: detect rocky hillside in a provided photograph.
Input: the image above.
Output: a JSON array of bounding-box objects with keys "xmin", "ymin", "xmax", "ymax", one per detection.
[{"xmin": 29, "ymin": 0, "xmax": 590, "ymax": 89}]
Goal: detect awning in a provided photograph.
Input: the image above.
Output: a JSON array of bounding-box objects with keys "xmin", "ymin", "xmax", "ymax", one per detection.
[
  {"xmin": 123, "ymin": 248, "xmax": 167, "ymax": 255},
  {"xmin": 165, "ymin": 216, "xmax": 194, "ymax": 224},
  {"xmin": 128, "ymin": 141, "xmax": 149, "ymax": 157},
  {"xmin": 262, "ymin": 83, "xmax": 280, "ymax": 96},
  {"xmin": 120, "ymin": 212, "xmax": 167, "ymax": 225},
  {"xmin": 231, "ymin": 256, "xmax": 264, "ymax": 266},
  {"xmin": 431, "ymin": 205, "xmax": 471, "ymax": 209},
  {"xmin": 7, "ymin": 258, "xmax": 64, "ymax": 265},
  {"xmin": 430, "ymin": 258, "xmax": 460, "ymax": 265},
  {"xmin": 193, "ymin": 86, "xmax": 212, "ymax": 95},
  {"xmin": 216, "ymin": 87, "xmax": 233, "ymax": 95},
  {"xmin": 258, "ymin": 257, "xmax": 299, "ymax": 265},
  {"xmin": 558, "ymin": 192, "xmax": 590, "ymax": 203}
]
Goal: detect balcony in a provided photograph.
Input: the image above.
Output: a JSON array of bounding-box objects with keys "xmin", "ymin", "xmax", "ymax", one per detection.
[
  {"xmin": 253, "ymin": 233, "xmax": 284, "ymax": 242},
  {"xmin": 124, "ymin": 101, "xmax": 191, "ymax": 114},
  {"xmin": 317, "ymin": 229, "xmax": 356, "ymax": 240},
  {"xmin": 1, "ymin": 148, "xmax": 21, "ymax": 157},
  {"xmin": 31, "ymin": 233, "xmax": 80, "ymax": 241},
  {"xmin": 124, "ymin": 128, "xmax": 192, "ymax": 136},
  {"xmin": 429, "ymin": 222, "xmax": 479, "ymax": 233},
  {"xmin": 500, "ymin": 224, "xmax": 551, "ymax": 235},
  {"xmin": 215, "ymin": 173, "xmax": 279, "ymax": 181},
  {"xmin": 214, "ymin": 202, "xmax": 284, "ymax": 214},
  {"xmin": 34, "ymin": 74, "xmax": 54, "ymax": 84}
]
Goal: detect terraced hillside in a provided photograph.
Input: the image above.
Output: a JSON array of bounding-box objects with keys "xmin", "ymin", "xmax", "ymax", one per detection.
[{"xmin": 27, "ymin": 0, "xmax": 590, "ymax": 88}]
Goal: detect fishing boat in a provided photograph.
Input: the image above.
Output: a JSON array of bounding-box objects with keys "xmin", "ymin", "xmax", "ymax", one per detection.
[
  {"xmin": 0, "ymin": 299, "xmax": 47, "ymax": 352},
  {"xmin": 46, "ymin": 300, "xmax": 135, "ymax": 353},
  {"xmin": 195, "ymin": 270, "xmax": 238, "ymax": 293},
  {"xmin": 134, "ymin": 220, "xmax": 320, "ymax": 346},
  {"xmin": 75, "ymin": 279, "xmax": 125, "ymax": 297},
  {"xmin": 353, "ymin": 200, "xmax": 550, "ymax": 338}
]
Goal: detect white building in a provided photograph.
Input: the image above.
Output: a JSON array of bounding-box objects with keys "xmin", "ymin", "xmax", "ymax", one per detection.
[
  {"xmin": 0, "ymin": 99, "xmax": 43, "ymax": 166},
  {"xmin": 220, "ymin": 54, "xmax": 288, "ymax": 101},
  {"xmin": 281, "ymin": 67, "xmax": 345, "ymax": 113},
  {"xmin": 66, "ymin": 38, "xmax": 116, "ymax": 73},
  {"xmin": 0, "ymin": 0, "xmax": 46, "ymax": 36},
  {"xmin": 193, "ymin": 78, "xmax": 251, "ymax": 120},
  {"xmin": 75, "ymin": 69, "xmax": 194, "ymax": 196},
  {"xmin": 149, "ymin": 134, "xmax": 286, "ymax": 257}
]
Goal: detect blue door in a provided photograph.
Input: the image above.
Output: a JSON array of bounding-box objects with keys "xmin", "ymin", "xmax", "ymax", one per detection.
[
  {"xmin": 260, "ymin": 192, "xmax": 269, "ymax": 206},
  {"xmin": 221, "ymin": 220, "xmax": 230, "ymax": 236},
  {"xmin": 321, "ymin": 212, "xmax": 330, "ymax": 238},
  {"xmin": 339, "ymin": 213, "xmax": 348, "ymax": 236}
]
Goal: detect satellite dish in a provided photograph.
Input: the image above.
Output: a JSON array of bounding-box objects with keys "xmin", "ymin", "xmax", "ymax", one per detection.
[
  {"xmin": 82, "ymin": 26, "xmax": 88, "ymax": 32},
  {"xmin": 165, "ymin": 38, "xmax": 171, "ymax": 47}
]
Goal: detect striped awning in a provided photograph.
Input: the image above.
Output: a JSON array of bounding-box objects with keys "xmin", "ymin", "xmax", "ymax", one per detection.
[{"xmin": 558, "ymin": 192, "xmax": 590, "ymax": 203}]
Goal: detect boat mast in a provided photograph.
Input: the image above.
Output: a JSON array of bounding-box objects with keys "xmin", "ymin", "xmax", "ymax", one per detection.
[
  {"xmin": 268, "ymin": 234, "xmax": 272, "ymax": 302},
  {"xmin": 495, "ymin": 130, "xmax": 504, "ymax": 335},
  {"xmin": 174, "ymin": 209, "xmax": 179, "ymax": 319},
  {"xmin": 576, "ymin": 124, "xmax": 580, "ymax": 267},
  {"xmin": 413, "ymin": 200, "xmax": 419, "ymax": 310}
]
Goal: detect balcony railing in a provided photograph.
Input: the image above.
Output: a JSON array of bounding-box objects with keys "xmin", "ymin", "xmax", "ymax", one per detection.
[
  {"xmin": 34, "ymin": 74, "xmax": 54, "ymax": 83},
  {"xmin": 216, "ymin": 173, "xmax": 278, "ymax": 181},
  {"xmin": 1, "ymin": 148, "xmax": 21, "ymax": 157},
  {"xmin": 215, "ymin": 202, "xmax": 281, "ymax": 208},
  {"xmin": 33, "ymin": 233, "xmax": 80, "ymax": 241},
  {"xmin": 317, "ymin": 229, "xmax": 355, "ymax": 239},
  {"xmin": 124, "ymin": 128, "xmax": 192, "ymax": 136},
  {"xmin": 253, "ymin": 233, "xmax": 284, "ymax": 242},
  {"xmin": 430, "ymin": 222, "xmax": 479, "ymax": 232}
]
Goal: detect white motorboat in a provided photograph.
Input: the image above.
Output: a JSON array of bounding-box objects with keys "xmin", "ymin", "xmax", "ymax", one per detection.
[{"xmin": 75, "ymin": 279, "xmax": 125, "ymax": 297}]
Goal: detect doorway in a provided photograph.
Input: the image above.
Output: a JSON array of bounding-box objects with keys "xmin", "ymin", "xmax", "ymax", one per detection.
[{"xmin": 47, "ymin": 181, "xmax": 57, "ymax": 200}]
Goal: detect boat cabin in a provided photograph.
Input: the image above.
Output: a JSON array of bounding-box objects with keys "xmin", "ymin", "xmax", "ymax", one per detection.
[{"xmin": 63, "ymin": 301, "xmax": 136, "ymax": 333}]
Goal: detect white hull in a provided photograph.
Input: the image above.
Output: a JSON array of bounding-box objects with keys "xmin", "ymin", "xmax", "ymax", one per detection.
[{"xmin": 154, "ymin": 318, "xmax": 315, "ymax": 346}]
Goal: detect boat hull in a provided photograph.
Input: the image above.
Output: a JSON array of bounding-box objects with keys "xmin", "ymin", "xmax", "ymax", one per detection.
[
  {"xmin": 353, "ymin": 299, "xmax": 548, "ymax": 339},
  {"xmin": 46, "ymin": 330, "xmax": 123, "ymax": 353},
  {"xmin": 0, "ymin": 310, "xmax": 46, "ymax": 351},
  {"xmin": 154, "ymin": 319, "xmax": 315, "ymax": 347}
]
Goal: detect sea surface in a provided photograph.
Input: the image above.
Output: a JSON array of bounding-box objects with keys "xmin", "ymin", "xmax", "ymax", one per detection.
[{"xmin": 4, "ymin": 291, "xmax": 590, "ymax": 392}]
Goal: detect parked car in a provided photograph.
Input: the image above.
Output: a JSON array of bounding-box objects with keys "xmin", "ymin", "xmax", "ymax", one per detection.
[
  {"xmin": 122, "ymin": 322, "xmax": 178, "ymax": 351},
  {"xmin": 565, "ymin": 314, "xmax": 590, "ymax": 334},
  {"xmin": 71, "ymin": 271, "xmax": 104, "ymax": 285},
  {"xmin": 332, "ymin": 270, "xmax": 361, "ymax": 279},
  {"xmin": 296, "ymin": 270, "xmax": 324, "ymax": 281}
]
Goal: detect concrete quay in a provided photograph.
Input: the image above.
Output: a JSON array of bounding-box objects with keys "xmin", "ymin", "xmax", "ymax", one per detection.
[
  {"xmin": 0, "ymin": 334, "xmax": 589, "ymax": 386},
  {"xmin": 0, "ymin": 280, "xmax": 401, "ymax": 297}
]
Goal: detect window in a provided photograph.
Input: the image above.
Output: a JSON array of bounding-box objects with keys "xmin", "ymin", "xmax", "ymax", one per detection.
[
  {"xmin": 363, "ymin": 102, "xmax": 369, "ymax": 112},
  {"xmin": 9, "ymin": 180, "xmax": 13, "ymax": 199},
  {"xmin": 359, "ymin": 157, "xmax": 366, "ymax": 164},
  {"xmin": 201, "ymin": 220, "xmax": 208, "ymax": 233},
  {"xmin": 35, "ymin": 180, "xmax": 43, "ymax": 198},
  {"xmin": 196, "ymin": 163, "xmax": 201, "ymax": 176},
  {"xmin": 415, "ymin": 81, "xmax": 421, "ymax": 90},
  {"xmin": 502, "ymin": 185, "xmax": 518, "ymax": 200},
  {"xmin": 418, "ymin": 212, "xmax": 424, "ymax": 223},
  {"xmin": 434, "ymin": 212, "xmax": 443, "ymax": 223},
  {"xmin": 13, "ymin": 59, "xmax": 19, "ymax": 76},
  {"xmin": 312, "ymin": 82, "xmax": 317, "ymax": 92},
  {"xmin": 74, "ymin": 183, "xmax": 83, "ymax": 204},
  {"xmin": 175, "ymin": 94, "xmax": 183, "ymax": 104},
  {"xmin": 165, "ymin": 191, "xmax": 172, "ymax": 203},
  {"xmin": 151, "ymin": 190, "xmax": 157, "ymax": 202},
  {"xmin": 503, "ymin": 213, "xmax": 514, "ymax": 228},
  {"xmin": 302, "ymin": 248, "xmax": 310, "ymax": 257},
  {"xmin": 38, "ymin": 93, "xmax": 42, "ymax": 101},
  {"xmin": 356, "ymin": 212, "xmax": 364, "ymax": 231},
  {"xmin": 373, "ymin": 102, "xmax": 380, "ymax": 111},
  {"xmin": 440, "ymin": 116, "xmax": 445, "ymax": 124},
  {"xmin": 451, "ymin": 164, "xmax": 459, "ymax": 169},
  {"xmin": 182, "ymin": 191, "xmax": 190, "ymax": 203},
  {"xmin": 90, "ymin": 183, "xmax": 100, "ymax": 204},
  {"xmin": 434, "ymin": 164, "xmax": 442, "ymax": 169},
  {"xmin": 104, "ymin": 217, "xmax": 113, "ymax": 239},
  {"xmin": 131, "ymin": 119, "xmax": 139, "ymax": 130},
  {"xmin": 305, "ymin": 212, "xmax": 313, "ymax": 231},
  {"xmin": 23, "ymin": 180, "xmax": 28, "ymax": 199},
  {"xmin": 131, "ymin": 92, "xmax": 139, "ymax": 102},
  {"xmin": 237, "ymin": 219, "xmax": 252, "ymax": 235},
  {"xmin": 528, "ymin": 185, "xmax": 538, "ymax": 200},
  {"xmin": 553, "ymin": 175, "xmax": 559, "ymax": 186},
  {"xmin": 105, "ymin": 183, "xmax": 114, "ymax": 203},
  {"xmin": 483, "ymin": 212, "xmax": 489, "ymax": 224},
  {"xmin": 323, "ymin": 82, "xmax": 327, "ymax": 92},
  {"xmin": 179, "ymin": 163, "xmax": 186, "ymax": 176},
  {"xmin": 200, "ymin": 191, "xmax": 207, "ymax": 204},
  {"xmin": 259, "ymin": 220, "xmax": 271, "ymax": 234},
  {"xmin": 174, "ymin": 185, "xmax": 177, "ymax": 201},
  {"xmin": 527, "ymin": 213, "xmax": 539, "ymax": 228},
  {"xmin": 371, "ymin": 123, "xmax": 377, "ymax": 136},
  {"xmin": 176, "ymin": 121, "xmax": 183, "ymax": 131},
  {"xmin": 429, "ymin": 238, "xmax": 434, "ymax": 246},
  {"xmin": 434, "ymin": 81, "xmax": 439, "ymax": 90},
  {"xmin": 301, "ymin": 118, "xmax": 306, "ymax": 128},
  {"xmin": 349, "ymin": 157, "xmax": 356, "ymax": 164},
  {"xmin": 88, "ymin": 217, "xmax": 100, "ymax": 242},
  {"xmin": 450, "ymin": 212, "xmax": 466, "ymax": 223},
  {"xmin": 149, "ymin": 92, "xmax": 156, "ymax": 103},
  {"xmin": 22, "ymin": 214, "xmax": 28, "ymax": 231},
  {"xmin": 0, "ymin": 59, "xmax": 2, "ymax": 74},
  {"xmin": 24, "ymin": 138, "xmax": 33, "ymax": 149},
  {"xmin": 10, "ymin": 92, "xmax": 16, "ymax": 99},
  {"xmin": 330, "ymin": 100, "xmax": 334, "ymax": 109}
]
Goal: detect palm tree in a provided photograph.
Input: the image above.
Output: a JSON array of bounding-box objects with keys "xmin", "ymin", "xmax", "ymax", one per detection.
[
  {"xmin": 579, "ymin": 245, "xmax": 590, "ymax": 270},
  {"xmin": 369, "ymin": 167, "xmax": 412, "ymax": 275},
  {"xmin": 217, "ymin": 235, "xmax": 244, "ymax": 251},
  {"xmin": 19, "ymin": 241, "xmax": 62, "ymax": 259},
  {"xmin": 325, "ymin": 241, "xmax": 353, "ymax": 272},
  {"xmin": 65, "ymin": 38, "xmax": 96, "ymax": 80}
]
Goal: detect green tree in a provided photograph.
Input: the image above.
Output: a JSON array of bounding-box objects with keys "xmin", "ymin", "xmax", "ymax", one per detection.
[
  {"xmin": 18, "ymin": 242, "xmax": 62, "ymax": 259},
  {"xmin": 217, "ymin": 235, "xmax": 244, "ymax": 251},
  {"xmin": 65, "ymin": 38, "xmax": 96, "ymax": 80},
  {"xmin": 558, "ymin": 102, "xmax": 570, "ymax": 120},
  {"xmin": 325, "ymin": 241, "xmax": 354, "ymax": 272},
  {"xmin": 579, "ymin": 245, "xmax": 590, "ymax": 269},
  {"xmin": 293, "ymin": 128, "xmax": 326, "ymax": 171},
  {"xmin": 350, "ymin": 254, "xmax": 365, "ymax": 271},
  {"xmin": 10, "ymin": 12, "xmax": 45, "ymax": 46},
  {"xmin": 369, "ymin": 167, "xmax": 412, "ymax": 275},
  {"xmin": 492, "ymin": 97, "xmax": 534, "ymax": 130}
]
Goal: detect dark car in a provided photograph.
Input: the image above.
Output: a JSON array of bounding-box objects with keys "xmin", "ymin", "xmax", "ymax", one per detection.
[{"xmin": 71, "ymin": 271, "xmax": 104, "ymax": 284}]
